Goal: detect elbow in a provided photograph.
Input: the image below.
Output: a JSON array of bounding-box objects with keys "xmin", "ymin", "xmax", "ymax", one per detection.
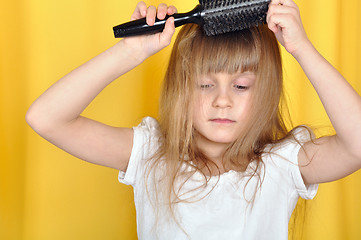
[
  {"xmin": 25, "ymin": 105, "xmax": 51, "ymax": 135},
  {"xmin": 26, "ymin": 105, "xmax": 35, "ymax": 127},
  {"xmin": 26, "ymin": 105, "xmax": 40, "ymax": 132}
]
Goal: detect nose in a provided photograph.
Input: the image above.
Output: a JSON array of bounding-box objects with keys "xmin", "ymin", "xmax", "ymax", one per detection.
[{"xmin": 212, "ymin": 88, "xmax": 232, "ymax": 108}]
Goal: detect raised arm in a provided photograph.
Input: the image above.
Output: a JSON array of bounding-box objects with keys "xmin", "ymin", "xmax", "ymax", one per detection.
[
  {"xmin": 26, "ymin": 2, "xmax": 176, "ymax": 171},
  {"xmin": 267, "ymin": 0, "xmax": 361, "ymax": 185}
]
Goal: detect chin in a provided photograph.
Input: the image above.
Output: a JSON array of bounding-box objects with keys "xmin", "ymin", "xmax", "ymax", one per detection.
[
  {"xmin": 207, "ymin": 135, "xmax": 238, "ymax": 144},
  {"xmin": 194, "ymin": 128, "xmax": 240, "ymax": 145}
]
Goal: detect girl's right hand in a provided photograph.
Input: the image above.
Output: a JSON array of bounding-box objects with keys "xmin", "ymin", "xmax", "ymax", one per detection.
[{"xmin": 122, "ymin": 2, "xmax": 177, "ymax": 61}]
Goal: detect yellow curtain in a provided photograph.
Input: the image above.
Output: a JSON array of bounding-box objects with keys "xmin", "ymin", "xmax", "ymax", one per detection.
[{"xmin": 1, "ymin": 0, "xmax": 360, "ymax": 239}]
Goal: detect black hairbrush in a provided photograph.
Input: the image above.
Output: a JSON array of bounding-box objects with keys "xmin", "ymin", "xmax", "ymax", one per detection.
[{"xmin": 113, "ymin": 0, "xmax": 271, "ymax": 38}]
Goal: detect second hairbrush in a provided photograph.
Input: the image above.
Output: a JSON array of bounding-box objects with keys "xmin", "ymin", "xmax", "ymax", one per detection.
[{"xmin": 113, "ymin": 0, "xmax": 271, "ymax": 38}]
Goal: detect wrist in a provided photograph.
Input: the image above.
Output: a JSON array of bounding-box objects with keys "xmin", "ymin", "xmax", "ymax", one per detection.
[
  {"xmin": 291, "ymin": 39, "xmax": 315, "ymax": 61},
  {"xmin": 113, "ymin": 39, "xmax": 148, "ymax": 66}
]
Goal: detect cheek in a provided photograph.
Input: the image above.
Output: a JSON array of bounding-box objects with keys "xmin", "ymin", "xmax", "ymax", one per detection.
[
  {"xmin": 193, "ymin": 95, "xmax": 208, "ymax": 118},
  {"xmin": 235, "ymin": 95, "xmax": 253, "ymax": 119}
]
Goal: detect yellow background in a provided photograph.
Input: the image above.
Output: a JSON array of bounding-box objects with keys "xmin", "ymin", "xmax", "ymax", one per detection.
[{"xmin": 1, "ymin": 0, "xmax": 360, "ymax": 239}]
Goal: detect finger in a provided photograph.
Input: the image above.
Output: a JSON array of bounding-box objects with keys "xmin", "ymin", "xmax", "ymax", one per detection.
[
  {"xmin": 159, "ymin": 17, "xmax": 175, "ymax": 47},
  {"xmin": 270, "ymin": 0, "xmax": 297, "ymax": 7},
  {"xmin": 267, "ymin": 4, "xmax": 297, "ymax": 24},
  {"xmin": 130, "ymin": 1, "xmax": 147, "ymax": 20},
  {"xmin": 270, "ymin": 0, "xmax": 285, "ymax": 6},
  {"xmin": 157, "ymin": 3, "xmax": 168, "ymax": 20},
  {"xmin": 146, "ymin": 5, "xmax": 157, "ymax": 26},
  {"xmin": 283, "ymin": 0, "xmax": 298, "ymax": 7},
  {"xmin": 167, "ymin": 5, "xmax": 178, "ymax": 15},
  {"xmin": 267, "ymin": 13, "xmax": 292, "ymax": 33}
]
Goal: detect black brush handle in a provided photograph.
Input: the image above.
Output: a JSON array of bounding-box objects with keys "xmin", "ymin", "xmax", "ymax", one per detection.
[{"xmin": 114, "ymin": 5, "xmax": 203, "ymax": 38}]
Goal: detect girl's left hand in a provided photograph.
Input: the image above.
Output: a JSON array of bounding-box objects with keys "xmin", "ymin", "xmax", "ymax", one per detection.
[{"xmin": 266, "ymin": 0, "xmax": 311, "ymax": 58}]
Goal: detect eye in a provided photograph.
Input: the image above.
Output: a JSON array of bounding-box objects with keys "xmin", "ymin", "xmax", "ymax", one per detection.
[
  {"xmin": 234, "ymin": 85, "xmax": 248, "ymax": 90},
  {"xmin": 200, "ymin": 84, "xmax": 213, "ymax": 89}
]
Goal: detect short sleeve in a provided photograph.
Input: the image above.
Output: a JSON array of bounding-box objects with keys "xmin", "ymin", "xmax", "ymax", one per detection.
[
  {"xmin": 118, "ymin": 117, "xmax": 160, "ymax": 186},
  {"xmin": 268, "ymin": 126, "xmax": 318, "ymax": 200},
  {"xmin": 287, "ymin": 127, "xmax": 318, "ymax": 200}
]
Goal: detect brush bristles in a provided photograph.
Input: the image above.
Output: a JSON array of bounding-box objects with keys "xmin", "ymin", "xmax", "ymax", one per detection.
[{"xmin": 199, "ymin": 0, "xmax": 271, "ymax": 36}]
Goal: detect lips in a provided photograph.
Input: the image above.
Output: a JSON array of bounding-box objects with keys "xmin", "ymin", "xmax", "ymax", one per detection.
[{"xmin": 209, "ymin": 118, "xmax": 235, "ymax": 124}]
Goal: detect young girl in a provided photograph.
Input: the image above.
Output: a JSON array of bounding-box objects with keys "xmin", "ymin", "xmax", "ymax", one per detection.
[{"xmin": 26, "ymin": 0, "xmax": 361, "ymax": 239}]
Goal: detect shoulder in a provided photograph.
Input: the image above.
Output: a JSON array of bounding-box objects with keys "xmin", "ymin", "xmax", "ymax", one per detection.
[
  {"xmin": 118, "ymin": 117, "xmax": 162, "ymax": 185},
  {"xmin": 131, "ymin": 116, "xmax": 161, "ymax": 148},
  {"xmin": 132, "ymin": 116, "xmax": 161, "ymax": 156},
  {"xmin": 134, "ymin": 116, "xmax": 160, "ymax": 133},
  {"xmin": 260, "ymin": 126, "xmax": 318, "ymax": 199},
  {"xmin": 264, "ymin": 125, "xmax": 314, "ymax": 163}
]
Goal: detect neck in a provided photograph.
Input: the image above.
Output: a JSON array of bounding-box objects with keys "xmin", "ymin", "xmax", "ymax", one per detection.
[
  {"xmin": 194, "ymin": 135, "xmax": 248, "ymax": 175},
  {"xmin": 194, "ymin": 136, "xmax": 228, "ymax": 174},
  {"xmin": 196, "ymin": 137, "xmax": 227, "ymax": 161}
]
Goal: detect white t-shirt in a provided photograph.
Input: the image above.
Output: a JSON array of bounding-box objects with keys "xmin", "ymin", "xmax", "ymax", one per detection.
[{"xmin": 118, "ymin": 117, "xmax": 318, "ymax": 240}]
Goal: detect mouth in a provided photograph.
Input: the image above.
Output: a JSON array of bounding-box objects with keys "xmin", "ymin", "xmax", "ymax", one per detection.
[{"xmin": 209, "ymin": 118, "xmax": 235, "ymax": 124}]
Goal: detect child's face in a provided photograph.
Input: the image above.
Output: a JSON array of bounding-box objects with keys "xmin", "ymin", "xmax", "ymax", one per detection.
[{"xmin": 192, "ymin": 71, "xmax": 256, "ymax": 148}]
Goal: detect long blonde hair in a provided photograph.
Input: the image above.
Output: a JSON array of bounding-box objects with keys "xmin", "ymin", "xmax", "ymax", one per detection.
[{"xmin": 146, "ymin": 23, "xmax": 292, "ymax": 219}]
